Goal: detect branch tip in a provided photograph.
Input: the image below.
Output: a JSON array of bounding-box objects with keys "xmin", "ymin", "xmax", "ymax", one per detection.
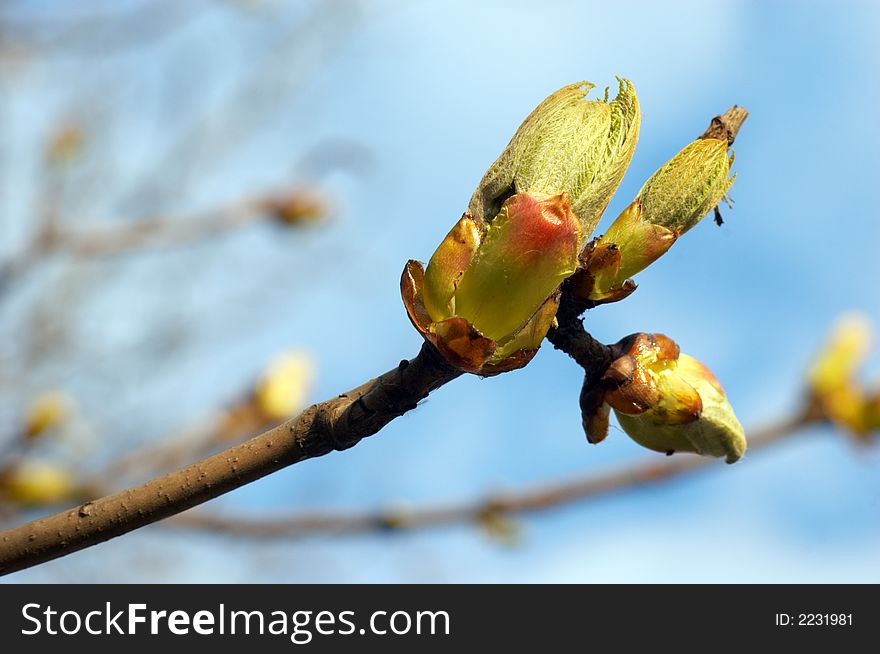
[{"xmin": 700, "ymin": 105, "xmax": 748, "ymax": 145}]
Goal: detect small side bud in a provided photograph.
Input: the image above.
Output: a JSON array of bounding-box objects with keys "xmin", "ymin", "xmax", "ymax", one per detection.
[
  {"xmin": 575, "ymin": 200, "xmax": 677, "ymax": 303},
  {"xmin": 575, "ymin": 116, "xmax": 742, "ymax": 304},
  {"xmin": 581, "ymin": 333, "xmax": 746, "ymax": 463}
]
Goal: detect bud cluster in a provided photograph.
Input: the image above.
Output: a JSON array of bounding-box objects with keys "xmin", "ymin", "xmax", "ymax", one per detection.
[{"xmin": 400, "ymin": 78, "xmax": 748, "ymax": 462}]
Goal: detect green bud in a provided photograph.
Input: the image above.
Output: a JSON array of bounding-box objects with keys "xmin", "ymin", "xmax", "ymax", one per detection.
[
  {"xmin": 578, "ymin": 132, "xmax": 737, "ymax": 303},
  {"xmin": 636, "ymin": 137, "xmax": 734, "ymax": 234},
  {"xmin": 599, "ymin": 334, "xmax": 746, "ymax": 463},
  {"xmin": 468, "ymin": 79, "xmax": 640, "ymax": 244},
  {"xmin": 454, "ymin": 192, "xmax": 579, "ymax": 342}
]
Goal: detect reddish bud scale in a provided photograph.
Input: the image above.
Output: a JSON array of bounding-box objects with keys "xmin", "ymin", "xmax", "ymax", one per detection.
[{"xmin": 402, "ymin": 191, "xmax": 580, "ymax": 375}]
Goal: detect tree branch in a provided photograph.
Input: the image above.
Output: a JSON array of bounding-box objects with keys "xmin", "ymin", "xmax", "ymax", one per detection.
[
  {"xmin": 0, "ymin": 342, "xmax": 461, "ymax": 576},
  {"xmin": 0, "ymin": 254, "xmax": 623, "ymax": 576},
  {"xmin": 546, "ymin": 291, "xmax": 614, "ymax": 374},
  {"xmin": 165, "ymin": 411, "xmax": 815, "ymax": 538}
]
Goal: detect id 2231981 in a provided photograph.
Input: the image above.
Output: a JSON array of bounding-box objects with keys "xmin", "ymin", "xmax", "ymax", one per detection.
[{"xmin": 775, "ymin": 614, "xmax": 853, "ymax": 627}]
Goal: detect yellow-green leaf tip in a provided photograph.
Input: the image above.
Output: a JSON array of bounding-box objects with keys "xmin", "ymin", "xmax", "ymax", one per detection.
[{"xmin": 468, "ymin": 78, "xmax": 640, "ymax": 244}]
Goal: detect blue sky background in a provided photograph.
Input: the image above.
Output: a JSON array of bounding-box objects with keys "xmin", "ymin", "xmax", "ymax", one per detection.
[{"xmin": 2, "ymin": 0, "xmax": 880, "ymax": 582}]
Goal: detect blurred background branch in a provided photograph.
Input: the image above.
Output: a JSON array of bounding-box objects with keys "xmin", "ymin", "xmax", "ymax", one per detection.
[
  {"xmin": 167, "ymin": 409, "xmax": 818, "ymax": 540},
  {"xmin": 0, "ymin": 183, "xmax": 331, "ymax": 291}
]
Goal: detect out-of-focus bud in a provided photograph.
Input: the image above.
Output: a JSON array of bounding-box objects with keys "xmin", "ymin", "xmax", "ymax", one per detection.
[
  {"xmin": 583, "ymin": 333, "xmax": 746, "ymax": 463},
  {"xmin": 808, "ymin": 313, "xmax": 871, "ymax": 397},
  {"xmin": 46, "ymin": 124, "xmax": 84, "ymax": 166},
  {"xmin": 402, "ymin": 192, "xmax": 580, "ymax": 374},
  {"xmin": 807, "ymin": 313, "xmax": 875, "ymax": 438},
  {"xmin": 0, "ymin": 460, "xmax": 76, "ymax": 506},
  {"xmin": 467, "ymin": 79, "xmax": 640, "ymax": 244},
  {"xmin": 575, "ymin": 132, "xmax": 737, "ymax": 304},
  {"xmin": 476, "ymin": 507, "xmax": 521, "ymax": 546},
  {"xmin": 254, "ymin": 350, "xmax": 315, "ymax": 420},
  {"xmin": 23, "ymin": 391, "xmax": 74, "ymax": 441},
  {"xmin": 263, "ymin": 188, "xmax": 327, "ymax": 226}
]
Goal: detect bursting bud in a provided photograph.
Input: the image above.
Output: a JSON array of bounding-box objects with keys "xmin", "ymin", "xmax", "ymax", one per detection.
[
  {"xmin": 583, "ymin": 333, "xmax": 746, "ymax": 463},
  {"xmin": 468, "ymin": 79, "xmax": 640, "ymax": 244},
  {"xmin": 576, "ymin": 123, "xmax": 739, "ymax": 304},
  {"xmin": 403, "ymin": 78, "xmax": 641, "ymax": 373},
  {"xmin": 402, "ymin": 192, "xmax": 579, "ymax": 374}
]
